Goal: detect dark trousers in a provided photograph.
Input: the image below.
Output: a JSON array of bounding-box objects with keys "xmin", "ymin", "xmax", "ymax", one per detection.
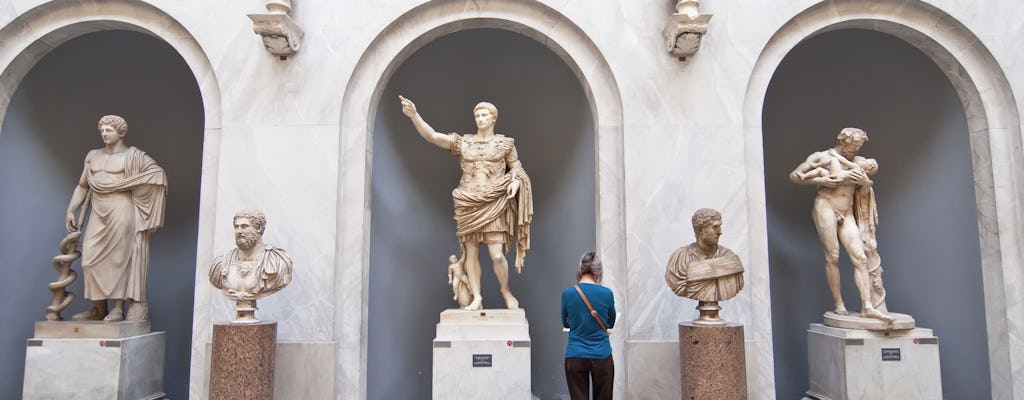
[{"xmin": 565, "ymin": 356, "xmax": 614, "ymax": 400}]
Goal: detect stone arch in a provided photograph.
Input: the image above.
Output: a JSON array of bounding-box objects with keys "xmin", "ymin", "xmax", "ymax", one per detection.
[
  {"xmin": 0, "ymin": 2, "xmax": 222, "ymax": 397},
  {"xmin": 742, "ymin": 0, "xmax": 1023, "ymax": 396},
  {"xmin": 0, "ymin": 1, "xmax": 221, "ymax": 130},
  {"xmin": 336, "ymin": 0, "xmax": 625, "ymax": 396}
]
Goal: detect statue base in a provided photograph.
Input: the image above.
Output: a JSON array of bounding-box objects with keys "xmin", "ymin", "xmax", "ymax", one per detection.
[
  {"xmin": 823, "ymin": 311, "xmax": 915, "ymax": 330},
  {"xmin": 678, "ymin": 322, "xmax": 747, "ymax": 400},
  {"xmin": 23, "ymin": 328, "xmax": 166, "ymax": 400},
  {"xmin": 805, "ymin": 323, "xmax": 941, "ymax": 400},
  {"xmin": 33, "ymin": 320, "xmax": 151, "ymax": 339},
  {"xmin": 210, "ymin": 321, "xmax": 277, "ymax": 400},
  {"xmin": 432, "ymin": 309, "xmax": 531, "ymax": 399}
]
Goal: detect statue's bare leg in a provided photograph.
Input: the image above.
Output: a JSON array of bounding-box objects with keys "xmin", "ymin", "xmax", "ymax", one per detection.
[
  {"xmin": 104, "ymin": 299, "xmax": 125, "ymax": 322},
  {"xmin": 72, "ymin": 300, "xmax": 108, "ymax": 321},
  {"xmin": 838, "ymin": 222, "xmax": 894, "ymax": 324},
  {"xmin": 811, "ymin": 200, "xmax": 847, "ymax": 315},
  {"xmin": 463, "ymin": 244, "xmax": 483, "ymax": 311},
  {"xmin": 487, "ymin": 243, "xmax": 519, "ymax": 309}
]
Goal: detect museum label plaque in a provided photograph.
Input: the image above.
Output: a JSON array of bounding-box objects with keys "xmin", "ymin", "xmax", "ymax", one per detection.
[
  {"xmin": 472, "ymin": 354, "xmax": 492, "ymax": 367},
  {"xmin": 881, "ymin": 348, "xmax": 901, "ymax": 361}
]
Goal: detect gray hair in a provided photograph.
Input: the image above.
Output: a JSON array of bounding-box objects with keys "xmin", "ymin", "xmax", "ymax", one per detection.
[{"xmin": 576, "ymin": 250, "xmax": 603, "ymax": 283}]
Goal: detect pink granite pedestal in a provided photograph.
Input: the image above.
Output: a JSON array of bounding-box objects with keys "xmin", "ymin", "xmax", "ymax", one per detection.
[
  {"xmin": 678, "ymin": 322, "xmax": 746, "ymax": 400},
  {"xmin": 210, "ymin": 321, "xmax": 277, "ymax": 400}
]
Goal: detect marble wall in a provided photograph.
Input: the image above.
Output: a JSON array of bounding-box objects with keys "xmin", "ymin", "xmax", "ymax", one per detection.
[{"xmin": 0, "ymin": 0, "xmax": 1022, "ymax": 399}]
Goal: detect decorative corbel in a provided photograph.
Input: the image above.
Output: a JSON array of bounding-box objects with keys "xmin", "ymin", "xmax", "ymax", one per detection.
[
  {"xmin": 248, "ymin": 0, "xmax": 304, "ymax": 57},
  {"xmin": 662, "ymin": 0, "xmax": 712, "ymax": 61}
]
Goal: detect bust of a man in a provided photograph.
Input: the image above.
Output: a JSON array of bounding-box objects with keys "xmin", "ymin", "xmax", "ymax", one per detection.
[
  {"xmin": 209, "ymin": 209, "xmax": 293, "ymax": 323},
  {"xmin": 665, "ymin": 208, "xmax": 744, "ymax": 324}
]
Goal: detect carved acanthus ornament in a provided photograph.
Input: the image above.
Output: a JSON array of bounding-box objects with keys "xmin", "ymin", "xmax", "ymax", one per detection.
[
  {"xmin": 248, "ymin": 0, "xmax": 304, "ymax": 56},
  {"xmin": 662, "ymin": 0, "xmax": 712, "ymax": 60}
]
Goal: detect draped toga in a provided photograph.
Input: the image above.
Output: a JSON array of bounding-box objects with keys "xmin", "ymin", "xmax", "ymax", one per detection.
[
  {"xmin": 665, "ymin": 244, "xmax": 744, "ymax": 302},
  {"xmin": 448, "ymin": 133, "xmax": 534, "ymax": 271},
  {"xmin": 209, "ymin": 246, "xmax": 293, "ymax": 300},
  {"xmin": 81, "ymin": 147, "xmax": 166, "ymax": 302}
]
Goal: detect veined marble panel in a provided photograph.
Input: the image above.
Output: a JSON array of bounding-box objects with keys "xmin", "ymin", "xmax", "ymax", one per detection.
[
  {"xmin": 190, "ymin": 123, "xmax": 338, "ymax": 399},
  {"xmin": 205, "ymin": 123, "xmax": 338, "ymax": 340}
]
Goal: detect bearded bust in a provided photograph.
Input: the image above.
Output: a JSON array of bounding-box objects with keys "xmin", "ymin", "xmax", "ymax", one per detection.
[{"xmin": 209, "ymin": 209, "xmax": 293, "ymax": 323}]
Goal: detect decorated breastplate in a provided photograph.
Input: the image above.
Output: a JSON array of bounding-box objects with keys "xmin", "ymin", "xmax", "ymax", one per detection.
[{"xmin": 458, "ymin": 136, "xmax": 511, "ymax": 191}]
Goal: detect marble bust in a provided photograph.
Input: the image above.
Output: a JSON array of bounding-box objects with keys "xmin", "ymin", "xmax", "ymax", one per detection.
[
  {"xmin": 665, "ymin": 208, "xmax": 744, "ymax": 324},
  {"xmin": 399, "ymin": 95, "xmax": 534, "ymax": 311},
  {"xmin": 65, "ymin": 115, "xmax": 167, "ymax": 322},
  {"xmin": 209, "ymin": 209, "xmax": 293, "ymax": 323},
  {"xmin": 790, "ymin": 128, "xmax": 913, "ymax": 329}
]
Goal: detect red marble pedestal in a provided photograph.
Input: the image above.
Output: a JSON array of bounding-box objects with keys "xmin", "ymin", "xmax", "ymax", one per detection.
[
  {"xmin": 210, "ymin": 321, "xmax": 277, "ymax": 400},
  {"xmin": 678, "ymin": 322, "xmax": 747, "ymax": 400}
]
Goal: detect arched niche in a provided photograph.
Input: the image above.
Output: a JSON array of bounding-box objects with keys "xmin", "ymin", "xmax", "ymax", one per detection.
[
  {"xmin": 763, "ymin": 28, "xmax": 986, "ymax": 399},
  {"xmin": 743, "ymin": 1, "xmax": 1023, "ymax": 398},
  {"xmin": 0, "ymin": 29, "xmax": 204, "ymax": 398},
  {"xmin": 337, "ymin": 0, "xmax": 625, "ymax": 397},
  {"xmin": 0, "ymin": 2, "xmax": 221, "ymax": 398},
  {"xmin": 367, "ymin": 28, "xmax": 595, "ymax": 399}
]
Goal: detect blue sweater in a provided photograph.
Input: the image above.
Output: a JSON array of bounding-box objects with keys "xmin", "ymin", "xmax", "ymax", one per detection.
[{"xmin": 561, "ymin": 283, "xmax": 616, "ymax": 359}]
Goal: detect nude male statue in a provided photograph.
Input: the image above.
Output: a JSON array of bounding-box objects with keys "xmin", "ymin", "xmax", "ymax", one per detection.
[
  {"xmin": 399, "ymin": 95, "xmax": 534, "ymax": 311},
  {"xmin": 790, "ymin": 127, "xmax": 894, "ymax": 324},
  {"xmin": 66, "ymin": 115, "xmax": 167, "ymax": 322}
]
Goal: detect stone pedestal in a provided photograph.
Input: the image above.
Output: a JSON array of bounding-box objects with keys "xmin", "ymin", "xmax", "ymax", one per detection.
[
  {"xmin": 806, "ymin": 323, "xmax": 942, "ymax": 400},
  {"xmin": 678, "ymin": 322, "xmax": 746, "ymax": 400},
  {"xmin": 210, "ymin": 321, "xmax": 277, "ymax": 400},
  {"xmin": 23, "ymin": 322, "xmax": 165, "ymax": 400},
  {"xmin": 433, "ymin": 309, "xmax": 531, "ymax": 400}
]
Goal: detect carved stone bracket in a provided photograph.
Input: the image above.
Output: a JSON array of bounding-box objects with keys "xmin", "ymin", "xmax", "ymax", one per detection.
[
  {"xmin": 662, "ymin": 0, "xmax": 712, "ymax": 60},
  {"xmin": 248, "ymin": 0, "xmax": 304, "ymax": 56}
]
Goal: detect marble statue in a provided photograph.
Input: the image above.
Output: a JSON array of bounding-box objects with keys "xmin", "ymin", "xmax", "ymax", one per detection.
[
  {"xmin": 209, "ymin": 209, "xmax": 293, "ymax": 323},
  {"xmin": 447, "ymin": 254, "xmax": 471, "ymax": 307},
  {"xmin": 65, "ymin": 115, "xmax": 167, "ymax": 322},
  {"xmin": 790, "ymin": 127, "xmax": 898, "ymax": 326},
  {"xmin": 665, "ymin": 208, "xmax": 744, "ymax": 324},
  {"xmin": 399, "ymin": 95, "xmax": 534, "ymax": 311}
]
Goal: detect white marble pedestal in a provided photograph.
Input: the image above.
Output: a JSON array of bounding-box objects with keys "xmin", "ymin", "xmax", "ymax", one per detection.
[
  {"xmin": 23, "ymin": 322, "xmax": 166, "ymax": 400},
  {"xmin": 806, "ymin": 323, "xmax": 941, "ymax": 400},
  {"xmin": 432, "ymin": 309, "xmax": 531, "ymax": 399}
]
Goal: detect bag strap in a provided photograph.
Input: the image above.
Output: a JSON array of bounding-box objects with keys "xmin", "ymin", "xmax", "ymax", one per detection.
[{"xmin": 574, "ymin": 285, "xmax": 608, "ymax": 335}]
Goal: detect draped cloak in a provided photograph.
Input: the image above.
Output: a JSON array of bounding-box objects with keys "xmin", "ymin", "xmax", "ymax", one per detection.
[
  {"xmin": 853, "ymin": 167, "xmax": 888, "ymax": 310},
  {"xmin": 665, "ymin": 244, "xmax": 744, "ymax": 302},
  {"xmin": 209, "ymin": 246, "xmax": 293, "ymax": 300},
  {"xmin": 449, "ymin": 133, "xmax": 534, "ymax": 272},
  {"xmin": 81, "ymin": 147, "xmax": 166, "ymax": 302}
]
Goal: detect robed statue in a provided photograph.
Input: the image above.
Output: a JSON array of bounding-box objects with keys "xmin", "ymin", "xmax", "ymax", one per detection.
[{"xmin": 65, "ymin": 115, "xmax": 167, "ymax": 322}]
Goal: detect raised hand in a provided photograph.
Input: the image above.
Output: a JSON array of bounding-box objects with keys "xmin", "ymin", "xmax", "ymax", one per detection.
[{"xmin": 399, "ymin": 95, "xmax": 417, "ymax": 118}]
